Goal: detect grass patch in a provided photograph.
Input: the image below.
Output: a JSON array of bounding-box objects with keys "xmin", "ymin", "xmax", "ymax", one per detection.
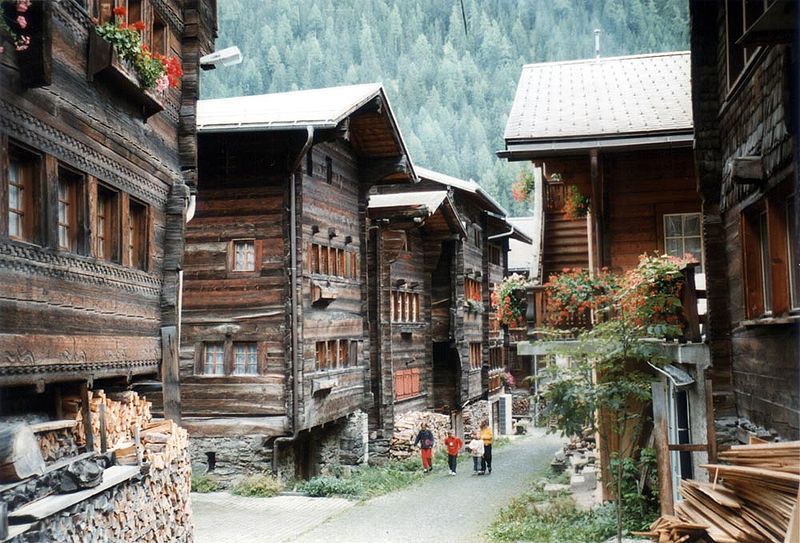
[
  {"xmin": 493, "ymin": 436, "xmax": 512, "ymax": 449},
  {"xmin": 487, "ymin": 488, "xmax": 617, "ymax": 543},
  {"xmin": 301, "ymin": 452, "xmax": 446, "ymax": 500},
  {"xmin": 230, "ymin": 473, "xmax": 283, "ymax": 497},
  {"xmin": 191, "ymin": 474, "xmax": 221, "ymax": 493}
]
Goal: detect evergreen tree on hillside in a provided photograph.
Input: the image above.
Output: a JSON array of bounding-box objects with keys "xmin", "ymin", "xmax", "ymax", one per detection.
[{"xmin": 202, "ymin": 0, "xmax": 689, "ymax": 215}]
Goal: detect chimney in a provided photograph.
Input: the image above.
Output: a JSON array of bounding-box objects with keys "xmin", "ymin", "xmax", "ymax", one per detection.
[{"xmin": 594, "ymin": 29, "xmax": 601, "ymax": 59}]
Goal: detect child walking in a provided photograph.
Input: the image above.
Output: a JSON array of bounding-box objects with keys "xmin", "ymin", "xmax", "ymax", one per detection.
[
  {"xmin": 443, "ymin": 430, "xmax": 463, "ymax": 476},
  {"xmin": 413, "ymin": 423, "xmax": 435, "ymax": 473},
  {"xmin": 466, "ymin": 432, "xmax": 484, "ymax": 475}
]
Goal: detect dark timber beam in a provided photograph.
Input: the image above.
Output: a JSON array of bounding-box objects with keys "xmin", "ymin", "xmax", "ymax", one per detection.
[{"xmin": 359, "ymin": 156, "xmax": 410, "ymax": 185}]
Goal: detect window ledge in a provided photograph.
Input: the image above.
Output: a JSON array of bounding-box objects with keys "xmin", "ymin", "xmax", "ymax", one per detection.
[
  {"xmin": 396, "ymin": 392, "xmax": 427, "ymax": 403},
  {"xmin": 307, "ymin": 367, "xmax": 363, "ymax": 378},
  {"xmin": 734, "ymin": 314, "xmax": 800, "ymax": 331}
]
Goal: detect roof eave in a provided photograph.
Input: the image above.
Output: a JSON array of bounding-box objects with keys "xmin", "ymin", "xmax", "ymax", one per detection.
[{"xmin": 498, "ymin": 132, "xmax": 694, "ymax": 160}]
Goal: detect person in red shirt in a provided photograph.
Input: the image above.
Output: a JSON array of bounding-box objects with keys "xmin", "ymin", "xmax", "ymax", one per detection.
[{"xmin": 443, "ymin": 430, "xmax": 463, "ymax": 475}]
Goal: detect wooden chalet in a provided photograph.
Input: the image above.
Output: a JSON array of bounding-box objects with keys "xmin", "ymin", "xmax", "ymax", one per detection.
[
  {"xmin": 690, "ymin": 0, "xmax": 798, "ymax": 440},
  {"xmin": 366, "ymin": 190, "xmax": 465, "ymax": 438},
  {"xmin": 372, "ymin": 167, "xmax": 532, "ymax": 436},
  {"xmin": 0, "ymin": 0, "xmax": 216, "ymax": 538},
  {"xmin": 500, "ymin": 52, "xmax": 715, "ymax": 507},
  {"xmin": 180, "ymin": 84, "xmax": 416, "ymax": 480}
]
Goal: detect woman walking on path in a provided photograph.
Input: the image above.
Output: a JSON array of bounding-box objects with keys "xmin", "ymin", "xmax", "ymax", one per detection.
[
  {"xmin": 479, "ymin": 420, "xmax": 493, "ymax": 475},
  {"xmin": 443, "ymin": 430, "xmax": 463, "ymax": 475},
  {"xmin": 414, "ymin": 423, "xmax": 435, "ymax": 472}
]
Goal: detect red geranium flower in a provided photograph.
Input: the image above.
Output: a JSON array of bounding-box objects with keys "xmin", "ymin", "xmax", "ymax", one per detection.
[
  {"xmin": 132, "ymin": 20, "xmax": 145, "ymax": 32},
  {"xmin": 113, "ymin": 6, "xmax": 126, "ymax": 16}
]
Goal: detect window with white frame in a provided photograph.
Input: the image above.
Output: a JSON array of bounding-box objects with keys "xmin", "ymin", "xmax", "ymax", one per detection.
[{"xmin": 664, "ymin": 213, "xmax": 703, "ymax": 271}]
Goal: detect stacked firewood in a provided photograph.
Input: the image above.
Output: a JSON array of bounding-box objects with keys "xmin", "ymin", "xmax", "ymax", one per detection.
[
  {"xmin": 638, "ymin": 441, "xmax": 800, "ymax": 543},
  {"xmin": 61, "ymin": 389, "xmax": 152, "ymax": 451},
  {"xmin": 35, "ymin": 425, "xmax": 81, "ymax": 463},
  {"xmin": 389, "ymin": 411, "xmax": 450, "ymax": 460},
  {"xmin": 512, "ymin": 395, "xmax": 530, "ymax": 416},
  {"xmin": 3, "ymin": 392, "xmax": 194, "ymax": 543}
]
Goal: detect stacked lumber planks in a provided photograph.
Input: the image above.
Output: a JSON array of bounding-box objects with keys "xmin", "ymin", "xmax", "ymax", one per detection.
[
  {"xmin": 389, "ymin": 411, "xmax": 450, "ymax": 460},
  {"xmin": 640, "ymin": 441, "xmax": 800, "ymax": 543}
]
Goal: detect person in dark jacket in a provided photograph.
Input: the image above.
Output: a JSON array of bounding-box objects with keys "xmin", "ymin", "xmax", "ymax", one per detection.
[{"xmin": 413, "ymin": 423, "xmax": 435, "ymax": 472}]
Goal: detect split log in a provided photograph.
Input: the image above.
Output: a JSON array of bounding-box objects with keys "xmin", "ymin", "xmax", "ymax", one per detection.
[{"xmin": 0, "ymin": 425, "xmax": 46, "ymax": 483}]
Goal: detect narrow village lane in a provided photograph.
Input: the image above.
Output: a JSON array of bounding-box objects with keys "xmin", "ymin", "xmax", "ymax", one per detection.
[{"xmin": 193, "ymin": 428, "xmax": 565, "ymax": 543}]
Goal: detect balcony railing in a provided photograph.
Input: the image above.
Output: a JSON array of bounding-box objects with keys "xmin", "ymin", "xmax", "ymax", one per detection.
[{"xmin": 524, "ymin": 263, "xmax": 706, "ymax": 343}]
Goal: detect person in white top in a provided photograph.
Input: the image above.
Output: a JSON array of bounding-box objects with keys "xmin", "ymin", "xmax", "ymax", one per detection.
[{"xmin": 465, "ymin": 432, "xmax": 485, "ymax": 475}]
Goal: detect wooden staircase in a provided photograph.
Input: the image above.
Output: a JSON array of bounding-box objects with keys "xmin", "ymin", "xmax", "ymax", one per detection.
[{"xmin": 541, "ymin": 210, "xmax": 590, "ymax": 279}]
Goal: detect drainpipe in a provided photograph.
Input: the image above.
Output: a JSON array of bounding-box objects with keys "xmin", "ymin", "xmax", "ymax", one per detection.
[
  {"xmin": 273, "ymin": 126, "xmax": 314, "ymax": 475},
  {"xmin": 488, "ymin": 225, "xmax": 514, "ymax": 241}
]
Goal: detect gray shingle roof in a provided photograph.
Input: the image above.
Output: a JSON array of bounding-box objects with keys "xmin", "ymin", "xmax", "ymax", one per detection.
[
  {"xmin": 415, "ymin": 166, "xmax": 506, "ymax": 216},
  {"xmin": 503, "ymin": 52, "xmax": 693, "ymax": 144}
]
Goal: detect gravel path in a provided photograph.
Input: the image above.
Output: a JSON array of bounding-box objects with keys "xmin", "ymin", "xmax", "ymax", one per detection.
[
  {"xmin": 290, "ymin": 428, "xmax": 564, "ymax": 543},
  {"xmin": 193, "ymin": 428, "xmax": 564, "ymax": 543}
]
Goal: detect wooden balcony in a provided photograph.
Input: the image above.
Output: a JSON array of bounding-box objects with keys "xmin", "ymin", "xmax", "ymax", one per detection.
[{"xmin": 522, "ymin": 263, "xmax": 706, "ymax": 344}]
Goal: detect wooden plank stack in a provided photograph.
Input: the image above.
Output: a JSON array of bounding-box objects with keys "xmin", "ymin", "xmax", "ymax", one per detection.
[
  {"xmin": 389, "ymin": 411, "xmax": 450, "ymax": 460},
  {"xmin": 639, "ymin": 441, "xmax": 800, "ymax": 543}
]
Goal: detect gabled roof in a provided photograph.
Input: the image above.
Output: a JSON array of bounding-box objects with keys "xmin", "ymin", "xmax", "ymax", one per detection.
[
  {"xmin": 507, "ymin": 217, "xmax": 538, "ymax": 272},
  {"xmin": 415, "ymin": 166, "xmax": 506, "ymax": 216},
  {"xmin": 368, "ymin": 191, "xmax": 466, "ymax": 238},
  {"xmin": 197, "ymin": 83, "xmax": 417, "ymax": 183},
  {"xmin": 500, "ymin": 52, "xmax": 693, "ymax": 158},
  {"xmin": 198, "ymin": 83, "xmax": 384, "ymax": 131}
]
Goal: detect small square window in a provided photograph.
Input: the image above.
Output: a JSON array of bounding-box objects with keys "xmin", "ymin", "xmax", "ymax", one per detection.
[
  {"xmin": 232, "ymin": 240, "xmax": 256, "ymax": 271},
  {"xmin": 233, "ymin": 343, "xmax": 258, "ymax": 375},
  {"xmin": 663, "ymin": 213, "xmax": 704, "ymax": 271},
  {"xmin": 203, "ymin": 343, "xmax": 225, "ymax": 375}
]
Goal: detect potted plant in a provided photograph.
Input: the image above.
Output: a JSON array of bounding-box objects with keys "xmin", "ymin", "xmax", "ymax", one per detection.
[
  {"xmin": 465, "ymin": 299, "xmax": 484, "ymax": 314},
  {"xmin": 562, "ymin": 185, "xmax": 590, "ymax": 220},
  {"xmin": 491, "ymin": 274, "xmax": 530, "ymax": 328},
  {"xmin": 511, "ymin": 168, "xmax": 536, "ymax": 203},
  {"xmin": 88, "ymin": 6, "xmax": 183, "ymax": 119},
  {"xmin": 0, "ymin": 0, "xmax": 30, "ymax": 54},
  {"xmin": 500, "ymin": 371, "xmax": 516, "ymax": 392}
]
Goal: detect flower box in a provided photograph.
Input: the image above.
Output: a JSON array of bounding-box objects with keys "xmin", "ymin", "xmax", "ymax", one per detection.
[{"xmin": 87, "ymin": 31, "xmax": 163, "ymax": 120}]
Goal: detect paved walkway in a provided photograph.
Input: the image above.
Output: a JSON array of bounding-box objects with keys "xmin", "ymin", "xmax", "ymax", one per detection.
[{"xmin": 194, "ymin": 428, "xmax": 565, "ymax": 543}]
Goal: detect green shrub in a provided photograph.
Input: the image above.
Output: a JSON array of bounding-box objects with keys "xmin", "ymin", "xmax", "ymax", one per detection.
[
  {"xmin": 301, "ymin": 476, "xmax": 364, "ymax": 498},
  {"xmin": 493, "ymin": 436, "xmax": 512, "ymax": 449},
  {"xmin": 191, "ymin": 474, "xmax": 221, "ymax": 493},
  {"xmin": 230, "ymin": 473, "xmax": 283, "ymax": 497},
  {"xmin": 487, "ymin": 488, "xmax": 616, "ymax": 543}
]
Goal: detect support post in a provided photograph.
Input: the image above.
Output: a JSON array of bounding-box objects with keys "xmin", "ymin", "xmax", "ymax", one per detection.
[
  {"xmin": 705, "ymin": 377, "xmax": 717, "ymax": 463},
  {"xmin": 161, "ymin": 325, "xmax": 181, "ymax": 423},
  {"xmin": 79, "ymin": 383, "xmax": 94, "ymax": 452},
  {"xmin": 651, "ymin": 381, "xmax": 674, "ymax": 515}
]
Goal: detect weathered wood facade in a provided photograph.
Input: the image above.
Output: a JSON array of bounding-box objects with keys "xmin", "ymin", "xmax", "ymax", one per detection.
[
  {"xmin": 501, "ymin": 52, "xmax": 713, "ymax": 505},
  {"xmin": 366, "ymin": 191, "xmax": 465, "ymax": 436},
  {"xmin": 180, "ymin": 84, "xmax": 416, "ymax": 479},
  {"xmin": 371, "ymin": 167, "xmax": 530, "ymax": 435},
  {"xmin": 690, "ymin": 0, "xmax": 798, "ymax": 440},
  {"xmin": 0, "ymin": 1, "xmax": 215, "ymax": 410}
]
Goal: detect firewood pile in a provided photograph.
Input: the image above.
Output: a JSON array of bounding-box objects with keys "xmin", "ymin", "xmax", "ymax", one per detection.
[
  {"xmin": 35, "ymin": 424, "xmax": 81, "ymax": 464},
  {"xmin": 61, "ymin": 389, "xmax": 152, "ymax": 451},
  {"xmin": 389, "ymin": 411, "xmax": 450, "ymax": 460},
  {"xmin": 637, "ymin": 441, "xmax": 800, "ymax": 543},
  {"xmin": 1, "ymin": 391, "xmax": 193, "ymax": 543},
  {"xmin": 512, "ymin": 395, "xmax": 530, "ymax": 417}
]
